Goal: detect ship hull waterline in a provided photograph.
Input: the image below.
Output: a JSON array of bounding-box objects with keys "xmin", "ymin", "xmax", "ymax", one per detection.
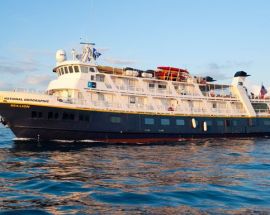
[{"xmin": 0, "ymin": 103, "xmax": 270, "ymax": 143}]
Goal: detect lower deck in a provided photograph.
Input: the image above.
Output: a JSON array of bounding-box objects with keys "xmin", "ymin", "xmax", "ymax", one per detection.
[{"xmin": 1, "ymin": 103, "xmax": 270, "ymax": 142}]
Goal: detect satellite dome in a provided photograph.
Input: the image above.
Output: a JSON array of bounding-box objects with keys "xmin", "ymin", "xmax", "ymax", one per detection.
[{"xmin": 56, "ymin": 49, "xmax": 67, "ymax": 63}]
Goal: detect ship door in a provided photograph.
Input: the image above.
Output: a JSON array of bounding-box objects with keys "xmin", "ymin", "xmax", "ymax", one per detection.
[
  {"xmin": 78, "ymin": 92, "xmax": 83, "ymax": 99},
  {"xmin": 188, "ymin": 100, "xmax": 193, "ymax": 112},
  {"xmin": 78, "ymin": 92, "xmax": 84, "ymax": 104}
]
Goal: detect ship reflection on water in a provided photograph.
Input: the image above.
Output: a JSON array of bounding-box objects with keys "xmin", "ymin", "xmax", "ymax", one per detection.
[{"xmin": 1, "ymin": 138, "xmax": 270, "ymax": 214}]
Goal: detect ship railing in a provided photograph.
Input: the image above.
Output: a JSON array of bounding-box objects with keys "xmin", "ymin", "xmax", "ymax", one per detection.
[
  {"xmin": 202, "ymin": 91, "xmax": 235, "ymax": 97},
  {"xmin": 56, "ymin": 97, "xmax": 249, "ymax": 116},
  {"xmin": 105, "ymin": 83, "xmax": 112, "ymax": 89},
  {"xmin": 255, "ymin": 109, "xmax": 270, "ymax": 115},
  {"xmin": 91, "ymin": 100, "xmax": 113, "ymax": 108},
  {"xmin": 156, "ymin": 89, "xmax": 173, "ymax": 95},
  {"xmin": 13, "ymin": 88, "xmax": 46, "ymax": 94},
  {"xmin": 250, "ymin": 98, "xmax": 270, "ymax": 103},
  {"xmin": 176, "ymin": 91, "xmax": 201, "ymax": 97},
  {"xmin": 211, "ymin": 108, "xmax": 247, "ymax": 115},
  {"xmin": 203, "ymin": 94, "xmax": 238, "ymax": 101},
  {"xmin": 57, "ymin": 97, "xmax": 87, "ymax": 105},
  {"xmin": 115, "ymin": 85, "xmax": 144, "ymax": 93},
  {"xmin": 127, "ymin": 86, "xmax": 144, "ymax": 92},
  {"xmin": 90, "ymin": 101, "xmax": 156, "ymax": 112}
]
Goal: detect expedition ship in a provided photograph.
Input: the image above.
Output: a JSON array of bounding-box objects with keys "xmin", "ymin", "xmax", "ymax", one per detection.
[{"xmin": 0, "ymin": 43, "xmax": 270, "ymax": 143}]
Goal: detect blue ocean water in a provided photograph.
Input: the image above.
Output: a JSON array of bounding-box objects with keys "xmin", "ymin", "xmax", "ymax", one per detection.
[{"xmin": 1, "ymin": 125, "xmax": 270, "ymax": 214}]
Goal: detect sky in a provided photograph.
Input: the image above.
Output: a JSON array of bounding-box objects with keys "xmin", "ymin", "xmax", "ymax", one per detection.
[{"xmin": 0, "ymin": 0, "xmax": 270, "ymax": 94}]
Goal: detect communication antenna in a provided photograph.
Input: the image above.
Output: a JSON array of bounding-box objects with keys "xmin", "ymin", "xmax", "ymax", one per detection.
[{"xmin": 80, "ymin": 42, "xmax": 95, "ymax": 46}]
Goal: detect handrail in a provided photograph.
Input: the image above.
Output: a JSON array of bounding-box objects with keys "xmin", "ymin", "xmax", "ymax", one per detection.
[
  {"xmin": 56, "ymin": 96, "xmax": 248, "ymax": 115},
  {"xmin": 13, "ymin": 88, "xmax": 46, "ymax": 94}
]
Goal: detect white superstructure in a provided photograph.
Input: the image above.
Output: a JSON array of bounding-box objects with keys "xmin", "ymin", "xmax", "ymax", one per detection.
[{"xmin": 1, "ymin": 43, "xmax": 269, "ymax": 118}]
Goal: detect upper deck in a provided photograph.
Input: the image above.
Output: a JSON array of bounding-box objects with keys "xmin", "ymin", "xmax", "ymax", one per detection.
[{"xmin": 2, "ymin": 43, "xmax": 268, "ymax": 118}]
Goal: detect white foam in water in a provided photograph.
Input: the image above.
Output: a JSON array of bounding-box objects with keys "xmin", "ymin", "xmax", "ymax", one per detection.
[
  {"xmin": 51, "ymin": 139, "xmax": 75, "ymax": 143},
  {"xmin": 13, "ymin": 137, "xmax": 34, "ymax": 141},
  {"xmin": 78, "ymin": 139, "xmax": 100, "ymax": 143}
]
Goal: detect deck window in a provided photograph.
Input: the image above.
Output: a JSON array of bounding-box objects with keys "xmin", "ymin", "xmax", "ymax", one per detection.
[
  {"xmin": 206, "ymin": 120, "xmax": 213, "ymax": 126},
  {"xmin": 264, "ymin": 120, "xmax": 270, "ymax": 126},
  {"xmin": 217, "ymin": 120, "xmax": 224, "ymax": 126},
  {"xmin": 48, "ymin": 112, "xmax": 53, "ymax": 119},
  {"xmin": 32, "ymin": 111, "xmax": 43, "ymax": 118},
  {"xmin": 64, "ymin": 67, "xmax": 68, "ymax": 74},
  {"xmin": 74, "ymin": 66, "xmax": 79, "ymax": 73},
  {"xmin": 85, "ymin": 115, "xmax": 90, "ymax": 122},
  {"xmin": 158, "ymin": 84, "xmax": 166, "ymax": 89},
  {"xmin": 161, "ymin": 118, "xmax": 170, "ymax": 125},
  {"xmin": 89, "ymin": 67, "xmax": 95, "ymax": 73},
  {"xmin": 62, "ymin": 112, "xmax": 75, "ymax": 120},
  {"xmin": 69, "ymin": 66, "xmax": 74, "ymax": 73},
  {"xmin": 248, "ymin": 118, "xmax": 255, "ymax": 127},
  {"xmin": 96, "ymin": 74, "xmax": 105, "ymax": 82},
  {"xmin": 232, "ymin": 120, "xmax": 238, "ymax": 126},
  {"xmin": 79, "ymin": 114, "xmax": 83, "ymax": 121},
  {"xmin": 54, "ymin": 113, "xmax": 59, "ymax": 119},
  {"xmin": 145, "ymin": 118, "xmax": 154, "ymax": 125},
  {"xmin": 69, "ymin": 113, "xmax": 75, "ymax": 120},
  {"xmin": 81, "ymin": 66, "xmax": 88, "ymax": 73},
  {"xmin": 130, "ymin": 96, "xmax": 136, "ymax": 104},
  {"xmin": 79, "ymin": 114, "xmax": 89, "ymax": 121},
  {"xmin": 225, "ymin": 119, "xmax": 231, "ymax": 127},
  {"xmin": 176, "ymin": 119, "xmax": 185, "ymax": 126},
  {"xmin": 63, "ymin": 112, "xmax": 69, "ymax": 120},
  {"xmin": 31, "ymin": 111, "xmax": 37, "ymax": 118},
  {"xmin": 149, "ymin": 83, "xmax": 155, "ymax": 88},
  {"xmin": 111, "ymin": 116, "xmax": 121, "ymax": 123}
]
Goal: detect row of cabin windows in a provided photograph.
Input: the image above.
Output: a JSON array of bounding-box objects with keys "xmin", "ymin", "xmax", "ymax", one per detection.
[
  {"xmin": 110, "ymin": 117, "xmax": 261, "ymax": 127},
  {"xmin": 57, "ymin": 66, "xmax": 95, "ymax": 76},
  {"xmin": 145, "ymin": 118, "xmax": 185, "ymax": 126},
  {"xmin": 148, "ymin": 83, "xmax": 167, "ymax": 89},
  {"xmin": 90, "ymin": 74, "xmax": 105, "ymax": 82},
  {"xmin": 31, "ymin": 111, "xmax": 89, "ymax": 122},
  {"xmin": 31, "ymin": 111, "xmax": 270, "ymax": 127},
  {"xmin": 144, "ymin": 118, "xmax": 253, "ymax": 127}
]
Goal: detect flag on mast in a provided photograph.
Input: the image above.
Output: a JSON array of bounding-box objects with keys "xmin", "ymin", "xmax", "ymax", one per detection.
[{"xmin": 93, "ymin": 48, "xmax": 101, "ymax": 60}]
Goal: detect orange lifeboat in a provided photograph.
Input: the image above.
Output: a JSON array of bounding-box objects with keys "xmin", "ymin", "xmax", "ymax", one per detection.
[{"xmin": 155, "ymin": 66, "xmax": 189, "ymax": 81}]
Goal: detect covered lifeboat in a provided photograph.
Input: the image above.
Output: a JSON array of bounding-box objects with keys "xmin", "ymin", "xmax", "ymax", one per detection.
[{"xmin": 155, "ymin": 66, "xmax": 189, "ymax": 81}]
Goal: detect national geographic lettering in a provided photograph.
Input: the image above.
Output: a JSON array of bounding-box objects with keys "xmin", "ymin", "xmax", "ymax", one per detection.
[{"xmin": 4, "ymin": 97, "xmax": 49, "ymax": 103}]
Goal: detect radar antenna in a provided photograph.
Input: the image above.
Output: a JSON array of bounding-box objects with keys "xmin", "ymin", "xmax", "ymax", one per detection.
[{"xmin": 80, "ymin": 42, "xmax": 95, "ymax": 63}]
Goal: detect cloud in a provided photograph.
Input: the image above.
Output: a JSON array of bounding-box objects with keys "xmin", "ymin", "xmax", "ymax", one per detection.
[
  {"xmin": 208, "ymin": 60, "xmax": 252, "ymax": 71},
  {"xmin": 198, "ymin": 60, "xmax": 253, "ymax": 81},
  {"xmin": 244, "ymin": 80, "xmax": 270, "ymax": 96},
  {"xmin": 0, "ymin": 57, "xmax": 40, "ymax": 74},
  {"xmin": 200, "ymin": 70, "xmax": 230, "ymax": 80},
  {"xmin": 24, "ymin": 74, "xmax": 53, "ymax": 86},
  {"xmin": 96, "ymin": 47, "xmax": 110, "ymax": 52},
  {"xmin": 0, "ymin": 81, "xmax": 14, "ymax": 91},
  {"xmin": 103, "ymin": 57, "xmax": 136, "ymax": 65}
]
